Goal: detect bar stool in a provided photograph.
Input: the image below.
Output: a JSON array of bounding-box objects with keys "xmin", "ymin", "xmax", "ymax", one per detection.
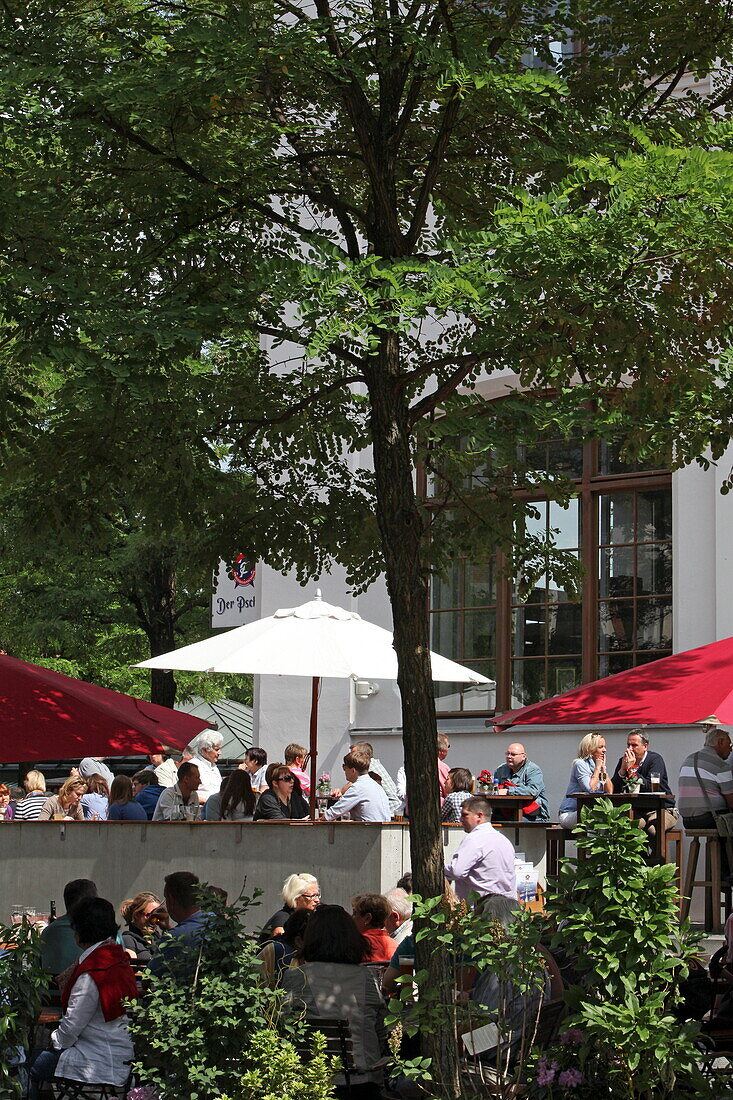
[
  {"xmin": 680, "ymin": 830, "xmax": 732, "ymax": 933},
  {"xmin": 545, "ymin": 827, "xmax": 567, "ymax": 880},
  {"xmin": 662, "ymin": 827, "xmax": 683, "ymax": 906}
]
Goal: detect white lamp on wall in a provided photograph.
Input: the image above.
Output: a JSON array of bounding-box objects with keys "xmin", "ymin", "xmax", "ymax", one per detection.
[{"xmin": 353, "ymin": 679, "xmax": 380, "ymax": 699}]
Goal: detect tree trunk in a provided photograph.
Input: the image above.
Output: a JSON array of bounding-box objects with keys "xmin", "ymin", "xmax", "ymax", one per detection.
[
  {"xmin": 137, "ymin": 555, "xmax": 178, "ymax": 709},
  {"xmin": 365, "ymin": 330, "xmax": 460, "ymax": 1098}
]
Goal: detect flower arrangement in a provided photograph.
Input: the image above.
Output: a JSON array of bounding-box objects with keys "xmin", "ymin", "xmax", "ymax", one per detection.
[
  {"xmin": 316, "ymin": 773, "xmax": 331, "ymax": 795},
  {"xmin": 476, "ymin": 769, "xmax": 494, "ymax": 793},
  {"xmin": 533, "ymin": 1030, "xmax": 585, "ymax": 1095},
  {"xmin": 625, "ymin": 767, "xmax": 642, "ymax": 793}
]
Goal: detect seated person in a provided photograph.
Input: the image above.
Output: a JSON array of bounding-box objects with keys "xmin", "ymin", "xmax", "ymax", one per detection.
[
  {"xmin": 27, "ymin": 897, "xmax": 137, "ymax": 1098},
  {"xmin": 205, "ymin": 770, "xmax": 255, "ymax": 821},
  {"xmin": 492, "ymin": 744, "xmax": 550, "ymax": 822},
  {"xmin": 80, "ymin": 775, "xmax": 109, "ymax": 821},
  {"xmin": 611, "ymin": 729, "xmax": 677, "ymax": 835},
  {"xmin": 351, "ymin": 893, "xmax": 395, "ymax": 963},
  {"xmin": 148, "ymin": 871, "xmax": 212, "ymax": 977},
  {"xmin": 120, "ymin": 891, "xmax": 165, "ymax": 965},
  {"xmin": 558, "ymin": 733, "xmax": 613, "ymax": 830},
  {"xmin": 441, "ymin": 768, "xmax": 474, "ymax": 823},
  {"xmin": 41, "ymin": 879, "xmax": 98, "ymax": 976},
  {"xmin": 256, "ymin": 908, "xmax": 312, "ymax": 988},
  {"xmin": 131, "ymin": 770, "xmax": 163, "ymax": 819},
  {"xmin": 152, "ymin": 763, "xmax": 202, "ymax": 821},
  {"xmin": 108, "ymin": 775, "xmax": 148, "ymax": 821},
  {"xmin": 323, "ymin": 750, "xmax": 391, "ymax": 822},
  {"xmin": 253, "ymin": 764, "xmax": 309, "ymax": 820},
  {"xmin": 38, "ymin": 777, "xmax": 86, "ymax": 821},
  {"xmin": 259, "ymin": 873, "xmax": 321, "ymax": 942},
  {"xmin": 383, "ymin": 888, "xmax": 413, "ymax": 945},
  {"xmin": 281, "ymin": 905, "xmax": 387, "ymax": 1100}
]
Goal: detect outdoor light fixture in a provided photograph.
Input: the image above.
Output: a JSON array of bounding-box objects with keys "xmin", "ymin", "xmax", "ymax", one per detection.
[{"xmin": 353, "ymin": 679, "xmax": 380, "ymax": 699}]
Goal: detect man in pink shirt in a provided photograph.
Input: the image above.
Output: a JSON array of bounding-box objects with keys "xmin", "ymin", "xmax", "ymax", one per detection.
[
  {"xmin": 285, "ymin": 742, "xmax": 311, "ymax": 796},
  {"xmin": 444, "ymin": 796, "xmax": 516, "ymax": 904}
]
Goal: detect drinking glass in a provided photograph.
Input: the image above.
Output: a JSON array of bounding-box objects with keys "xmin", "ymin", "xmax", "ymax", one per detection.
[
  {"xmin": 10, "ymin": 905, "xmax": 23, "ymax": 925},
  {"xmin": 650, "ymin": 772, "xmax": 661, "ymax": 791}
]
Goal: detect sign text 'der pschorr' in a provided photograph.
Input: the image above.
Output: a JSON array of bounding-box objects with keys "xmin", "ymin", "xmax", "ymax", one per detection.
[{"xmin": 211, "ymin": 556, "xmax": 261, "ymax": 628}]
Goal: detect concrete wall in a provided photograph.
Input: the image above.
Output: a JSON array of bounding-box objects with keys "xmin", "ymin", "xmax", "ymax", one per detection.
[{"xmin": 0, "ymin": 819, "xmax": 549, "ymax": 928}]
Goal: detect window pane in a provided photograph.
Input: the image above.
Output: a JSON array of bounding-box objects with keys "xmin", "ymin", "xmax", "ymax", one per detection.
[
  {"xmin": 549, "ymin": 500, "xmax": 580, "ymax": 550},
  {"xmin": 547, "ymin": 440, "xmax": 583, "ymax": 479},
  {"xmin": 637, "ymin": 490, "xmax": 672, "ymax": 542},
  {"xmin": 513, "ymin": 607, "xmax": 546, "ymax": 657},
  {"xmin": 432, "ymin": 563, "xmax": 462, "ymax": 610},
  {"xmin": 433, "ymin": 663, "xmax": 495, "ymax": 712},
  {"xmin": 598, "ymin": 440, "xmax": 634, "ymax": 475},
  {"xmin": 547, "ymin": 604, "xmax": 583, "ymax": 654},
  {"xmin": 599, "ymin": 600, "xmax": 634, "ymax": 651},
  {"xmin": 464, "ymin": 610, "xmax": 497, "ymax": 659},
  {"xmin": 431, "ymin": 611, "xmax": 459, "ymax": 659},
  {"xmin": 545, "ymin": 551, "xmax": 580, "ymax": 604},
  {"xmin": 521, "ymin": 501, "xmax": 548, "ymax": 541},
  {"xmin": 599, "ymin": 493, "xmax": 635, "ymax": 546},
  {"xmin": 599, "ymin": 653, "xmax": 634, "ymax": 677},
  {"xmin": 548, "ymin": 658, "xmax": 582, "ymax": 695},
  {"xmin": 511, "ymin": 660, "xmax": 547, "ymax": 707},
  {"xmin": 465, "ymin": 561, "xmax": 496, "ymax": 606},
  {"xmin": 637, "ymin": 544, "xmax": 672, "ymax": 596},
  {"xmin": 599, "ymin": 546, "xmax": 635, "ymax": 599},
  {"xmin": 636, "ymin": 597, "xmax": 672, "ymax": 650}
]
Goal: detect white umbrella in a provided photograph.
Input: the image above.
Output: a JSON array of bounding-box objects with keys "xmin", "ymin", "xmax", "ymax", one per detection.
[{"xmin": 136, "ymin": 592, "xmax": 493, "ymax": 812}]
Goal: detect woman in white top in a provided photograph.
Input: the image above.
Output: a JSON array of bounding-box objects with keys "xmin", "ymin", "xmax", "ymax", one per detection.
[{"xmin": 27, "ymin": 897, "xmax": 137, "ymax": 1097}]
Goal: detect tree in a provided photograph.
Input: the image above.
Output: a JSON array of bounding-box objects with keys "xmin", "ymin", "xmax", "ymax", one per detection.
[{"xmin": 4, "ymin": 1, "xmax": 733, "ymax": 1090}]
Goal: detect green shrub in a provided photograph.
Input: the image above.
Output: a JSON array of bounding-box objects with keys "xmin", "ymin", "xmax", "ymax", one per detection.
[
  {"xmin": 533, "ymin": 798, "xmax": 711, "ymax": 1099},
  {"xmin": 128, "ymin": 886, "xmax": 335, "ymax": 1100},
  {"xmin": 0, "ymin": 918, "xmax": 50, "ymax": 1099}
]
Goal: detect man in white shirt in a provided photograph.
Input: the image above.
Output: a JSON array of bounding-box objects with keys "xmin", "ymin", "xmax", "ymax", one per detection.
[
  {"xmin": 324, "ymin": 749, "xmax": 392, "ymax": 822},
  {"xmin": 152, "ymin": 763, "xmax": 201, "ymax": 821},
  {"xmin": 151, "ymin": 747, "xmax": 193, "ymax": 788},
  {"xmin": 444, "ymin": 796, "xmax": 516, "ymax": 904},
  {"xmin": 188, "ymin": 731, "xmax": 224, "ymax": 804}
]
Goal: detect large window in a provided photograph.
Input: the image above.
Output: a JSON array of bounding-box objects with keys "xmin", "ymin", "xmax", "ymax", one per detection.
[{"xmin": 430, "ymin": 438, "xmax": 672, "ymax": 714}]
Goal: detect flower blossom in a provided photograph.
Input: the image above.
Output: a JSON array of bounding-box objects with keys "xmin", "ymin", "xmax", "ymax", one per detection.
[
  {"xmin": 536, "ymin": 1055, "xmax": 559, "ymax": 1086},
  {"xmin": 558, "ymin": 1067, "xmax": 583, "ymax": 1088}
]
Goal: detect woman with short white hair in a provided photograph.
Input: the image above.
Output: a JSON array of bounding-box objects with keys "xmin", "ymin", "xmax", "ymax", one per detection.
[
  {"xmin": 188, "ymin": 731, "xmax": 225, "ymax": 807},
  {"xmin": 258, "ymin": 872, "xmax": 321, "ymax": 943}
]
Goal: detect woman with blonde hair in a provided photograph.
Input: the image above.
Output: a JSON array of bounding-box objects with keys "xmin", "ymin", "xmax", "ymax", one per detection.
[
  {"xmin": 120, "ymin": 891, "xmax": 165, "ymax": 963},
  {"xmin": 258, "ymin": 872, "xmax": 321, "ymax": 942},
  {"xmin": 558, "ymin": 732, "xmax": 613, "ymax": 830},
  {"xmin": 15, "ymin": 770, "xmax": 48, "ymax": 820},
  {"xmin": 38, "ymin": 777, "xmax": 86, "ymax": 821}
]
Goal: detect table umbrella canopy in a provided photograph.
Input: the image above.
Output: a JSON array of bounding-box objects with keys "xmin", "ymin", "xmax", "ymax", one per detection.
[
  {"xmin": 494, "ymin": 636, "xmax": 733, "ymax": 729},
  {"xmin": 136, "ymin": 593, "xmax": 494, "ymax": 684},
  {"xmin": 0, "ymin": 653, "xmax": 210, "ymax": 760},
  {"xmin": 136, "ymin": 593, "xmax": 492, "ymax": 815}
]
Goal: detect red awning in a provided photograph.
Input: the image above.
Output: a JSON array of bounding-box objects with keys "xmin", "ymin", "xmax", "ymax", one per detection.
[
  {"xmin": 494, "ymin": 636, "xmax": 733, "ymax": 729},
  {"xmin": 0, "ymin": 653, "xmax": 210, "ymax": 760}
]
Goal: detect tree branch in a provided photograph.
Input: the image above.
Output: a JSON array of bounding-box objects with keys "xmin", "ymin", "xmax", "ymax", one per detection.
[
  {"xmin": 406, "ymin": 357, "xmax": 482, "ymax": 427},
  {"xmin": 232, "ymin": 372, "xmax": 364, "ymax": 444}
]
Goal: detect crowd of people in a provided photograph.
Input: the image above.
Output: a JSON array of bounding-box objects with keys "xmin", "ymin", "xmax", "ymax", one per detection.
[
  {"xmin": 5, "ymin": 724, "xmax": 733, "ymax": 844},
  {"xmin": 20, "ymin": 867, "xmax": 419, "ymax": 1098}
]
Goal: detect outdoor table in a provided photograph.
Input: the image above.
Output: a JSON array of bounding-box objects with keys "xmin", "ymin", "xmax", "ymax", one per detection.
[
  {"xmin": 571, "ymin": 792, "xmax": 672, "ymax": 864},
  {"xmin": 482, "ymin": 793, "xmax": 537, "ymax": 823}
]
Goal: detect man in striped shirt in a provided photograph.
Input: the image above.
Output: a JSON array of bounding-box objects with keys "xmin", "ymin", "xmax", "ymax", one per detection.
[{"xmin": 678, "ymin": 726, "xmax": 733, "ymax": 830}]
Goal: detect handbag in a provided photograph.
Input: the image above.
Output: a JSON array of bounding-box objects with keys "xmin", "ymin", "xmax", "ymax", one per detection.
[{"xmin": 692, "ymin": 753, "xmax": 733, "ymax": 837}]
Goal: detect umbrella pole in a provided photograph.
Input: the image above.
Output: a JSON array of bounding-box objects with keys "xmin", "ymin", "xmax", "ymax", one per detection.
[{"xmin": 309, "ymin": 676, "xmax": 320, "ymax": 819}]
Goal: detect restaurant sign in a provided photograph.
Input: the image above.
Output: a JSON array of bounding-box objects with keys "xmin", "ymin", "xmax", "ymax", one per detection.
[{"xmin": 211, "ymin": 556, "xmax": 261, "ymax": 628}]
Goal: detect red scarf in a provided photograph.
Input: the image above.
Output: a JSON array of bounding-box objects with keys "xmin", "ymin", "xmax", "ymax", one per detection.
[{"xmin": 61, "ymin": 942, "xmax": 138, "ymax": 1022}]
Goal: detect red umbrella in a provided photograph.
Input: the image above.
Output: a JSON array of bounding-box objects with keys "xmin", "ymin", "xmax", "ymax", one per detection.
[
  {"xmin": 0, "ymin": 653, "xmax": 210, "ymax": 760},
  {"xmin": 494, "ymin": 636, "xmax": 733, "ymax": 729}
]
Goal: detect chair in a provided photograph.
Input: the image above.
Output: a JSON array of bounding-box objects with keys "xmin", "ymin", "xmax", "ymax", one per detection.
[
  {"xmin": 545, "ymin": 827, "xmax": 567, "ymax": 881},
  {"xmin": 680, "ymin": 829, "xmax": 732, "ymax": 933},
  {"xmin": 295, "ymin": 1016, "xmax": 357, "ymax": 1097},
  {"xmin": 52, "ymin": 1082, "xmax": 128, "ymax": 1099}
]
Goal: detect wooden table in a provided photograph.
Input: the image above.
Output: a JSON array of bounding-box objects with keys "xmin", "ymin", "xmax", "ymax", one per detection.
[
  {"xmin": 482, "ymin": 793, "xmax": 538, "ymax": 823},
  {"xmin": 571, "ymin": 792, "xmax": 672, "ymax": 864}
]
